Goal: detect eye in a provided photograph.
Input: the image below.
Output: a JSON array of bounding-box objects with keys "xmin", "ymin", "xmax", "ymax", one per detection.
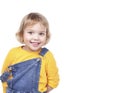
[
  {"xmin": 39, "ymin": 32, "xmax": 46, "ymax": 36},
  {"xmin": 28, "ymin": 31, "xmax": 33, "ymax": 34}
]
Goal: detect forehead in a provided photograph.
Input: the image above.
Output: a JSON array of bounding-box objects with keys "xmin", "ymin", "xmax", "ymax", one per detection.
[
  {"xmin": 24, "ymin": 20, "xmax": 45, "ymax": 28},
  {"xmin": 25, "ymin": 22, "xmax": 46, "ymax": 31},
  {"xmin": 25, "ymin": 20, "xmax": 43, "ymax": 26}
]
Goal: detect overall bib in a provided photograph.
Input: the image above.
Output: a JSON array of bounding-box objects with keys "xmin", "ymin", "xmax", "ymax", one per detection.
[{"xmin": 0, "ymin": 48, "xmax": 48, "ymax": 93}]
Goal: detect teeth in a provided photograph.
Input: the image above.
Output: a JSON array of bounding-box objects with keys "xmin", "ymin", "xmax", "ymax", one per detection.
[
  {"xmin": 31, "ymin": 41, "xmax": 38, "ymax": 43},
  {"xmin": 31, "ymin": 42, "xmax": 40, "ymax": 46}
]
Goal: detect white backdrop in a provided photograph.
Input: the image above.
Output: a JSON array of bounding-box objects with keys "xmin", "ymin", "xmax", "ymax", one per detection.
[{"xmin": 0, "ymin": 0, "xmax": 120, "ymax": 93}]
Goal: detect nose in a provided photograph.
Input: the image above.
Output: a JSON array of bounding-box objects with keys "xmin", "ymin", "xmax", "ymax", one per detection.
[{"xmin": 33, "ymin": 34, "xmax": 39, "ymax": 40}]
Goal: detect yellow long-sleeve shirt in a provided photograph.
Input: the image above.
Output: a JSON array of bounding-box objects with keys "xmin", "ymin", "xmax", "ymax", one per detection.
[{"xmin": 1, "ymin": 46, "xmax": 59, "ymax": 93}]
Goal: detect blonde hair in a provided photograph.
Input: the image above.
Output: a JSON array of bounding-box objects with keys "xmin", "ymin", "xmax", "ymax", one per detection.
[{"xmin": 16, "ymin": 12, "xmax": 50, "ymax": 44}]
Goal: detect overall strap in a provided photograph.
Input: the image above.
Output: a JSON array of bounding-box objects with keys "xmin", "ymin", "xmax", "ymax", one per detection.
[{"xmin": 40, "ymin": 47, "xmax": 48, "ymax": 56}]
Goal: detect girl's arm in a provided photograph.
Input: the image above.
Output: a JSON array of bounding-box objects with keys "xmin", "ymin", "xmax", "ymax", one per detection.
[
  {"xmin": 1, "ymin": 48, "xmax": 14, "ymax": 93},
  {"xmin": 45, "ymin": 51, "xmax": 60, "ymax": 92}
]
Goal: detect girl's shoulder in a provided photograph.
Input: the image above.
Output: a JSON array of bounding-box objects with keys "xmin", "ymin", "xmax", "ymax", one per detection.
[
  {"xmin": 5, "ymin": 46, "xmax": 22, "ymax": 59},
  {"xmin": 43, "ymin": 48, "xmax": 55, "ymax": 59},
  {"xmin": 9, "ymin": 46, "xmax": 22, "ymax": 53}
]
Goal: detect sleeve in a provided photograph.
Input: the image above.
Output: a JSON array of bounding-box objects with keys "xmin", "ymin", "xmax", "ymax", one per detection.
[
  {"xmin": 1, "ymin": 48, "xmax": 15, "ymax": 93},
  {"xmin": 45, "ymin": 51, "xmax": 60, "ymax": 88},
  {"xmin": 1, "ymin": 49, "xmax": 14, "ymax": 73}
]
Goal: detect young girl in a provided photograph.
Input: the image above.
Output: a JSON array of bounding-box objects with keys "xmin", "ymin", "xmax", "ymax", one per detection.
[{"xmin": 0, "ymin": 12, "xmax": 59, "ymax": 93}]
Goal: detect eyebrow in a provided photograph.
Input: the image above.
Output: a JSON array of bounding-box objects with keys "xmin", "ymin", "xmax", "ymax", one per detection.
[
  {"xmin": 25, "ymin": 29, "xmax": 46, "ymax": 32},
  {"xmin": 40, "ymin": 31, "xmax": 46, "ymax": 32}
]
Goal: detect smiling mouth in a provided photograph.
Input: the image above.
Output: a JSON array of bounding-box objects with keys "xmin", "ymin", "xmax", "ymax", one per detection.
[{"xmin": 30, "ymin": 42, "xmax": 40, "ymax": 47}]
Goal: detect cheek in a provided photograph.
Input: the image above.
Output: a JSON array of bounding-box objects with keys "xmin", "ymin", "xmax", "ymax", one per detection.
[
  {"xmin": 41, "ymin": 36, "xmax": 47, "ymax": 43},
  {"xmin": 23, "ymin": 33, "xmax": 30, "ymax": 41}
]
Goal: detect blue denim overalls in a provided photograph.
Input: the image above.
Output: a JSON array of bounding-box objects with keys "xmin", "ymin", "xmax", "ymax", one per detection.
[{"xmin": 0, "ymin": 48, "xmax": 48, "ymax": 93}]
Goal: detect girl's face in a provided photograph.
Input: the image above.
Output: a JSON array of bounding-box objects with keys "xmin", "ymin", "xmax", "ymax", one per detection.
[{"xmin": 23, "ymin": 23, "xmax": 47, "ymax": 52}]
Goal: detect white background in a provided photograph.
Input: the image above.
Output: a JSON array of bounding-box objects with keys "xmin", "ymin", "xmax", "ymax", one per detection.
[{"xmin": 0, "ymin": 0, "xmax": 120, "ymax": 93}]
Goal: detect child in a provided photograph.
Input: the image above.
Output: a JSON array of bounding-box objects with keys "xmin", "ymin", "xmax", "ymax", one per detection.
[{"xmin": 0, "ymin": 12, "xmax": 59, "ymax": 93}]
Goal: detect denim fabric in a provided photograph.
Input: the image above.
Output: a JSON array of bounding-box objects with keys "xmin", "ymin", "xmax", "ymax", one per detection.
[
  {"xmin": 39, "ymin": 48, "xmax": 48, "ymax": 56},
  {"xmin": 0, "ymin": 71, "xmax": 11, "ymax": 82},
  {"xmin": 6, "ymin": 58, "xmax": 42, "ymax": 93},
  {"xmin": 0, "ymin": 48, "xmax": 48, "ymax": 93},
  {"xmin": 7, "ymin": 87, "xmax": 46, "ymax": 93}
]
